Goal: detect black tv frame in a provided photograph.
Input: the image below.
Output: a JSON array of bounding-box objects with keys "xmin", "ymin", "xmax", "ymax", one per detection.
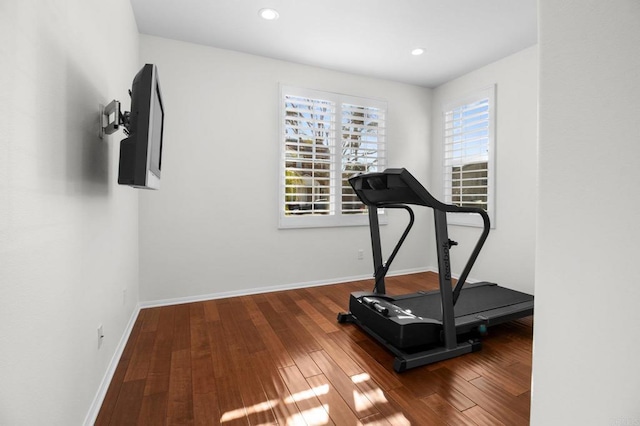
[{"xmin": 117, "ymin": 64, "xmax": 165, "ymax": 190}]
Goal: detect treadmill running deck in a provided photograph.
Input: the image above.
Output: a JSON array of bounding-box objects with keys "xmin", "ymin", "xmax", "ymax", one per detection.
[{"xmin": 349, "ymin": 282, "xmax": 533, "ymax": 349}]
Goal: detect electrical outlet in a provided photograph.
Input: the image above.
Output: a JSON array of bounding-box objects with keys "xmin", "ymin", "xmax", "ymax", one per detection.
[
  {"xmin": 97, "ymin": 324, "xmax": 104, "ymax": 348},
  {"xmin": 358, "ymin": 249, "xmax": 364, "ymax": 260}
]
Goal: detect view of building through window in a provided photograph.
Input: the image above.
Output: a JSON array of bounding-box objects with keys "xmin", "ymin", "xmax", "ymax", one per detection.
[{"xmin": 451, "ymin": 162, "xmax": 489, "ymax": 210}]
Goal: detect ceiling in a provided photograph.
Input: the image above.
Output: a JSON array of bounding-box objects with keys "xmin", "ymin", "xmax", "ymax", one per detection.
[{"xmin": 130, "ymin": 0, "xmax": 537, "ymax": 88}]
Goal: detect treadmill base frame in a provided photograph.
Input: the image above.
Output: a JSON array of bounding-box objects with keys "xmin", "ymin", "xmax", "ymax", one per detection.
[{"xmin": 338, "ymin": 311, "xmax": 482, "ymax": 373}]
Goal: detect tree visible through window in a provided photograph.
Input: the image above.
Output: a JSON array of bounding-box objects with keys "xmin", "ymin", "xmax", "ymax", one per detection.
[
  {"xmin": 341, "ymin": 103, "xmax": 384, "ymax": 215},
  {"xmin": 280, "ymin": 87, "xmax": 386, "ymax": 228},
  {"xmin": 283, "ymin": 95, "xmax": 333, "ymax": 216}
]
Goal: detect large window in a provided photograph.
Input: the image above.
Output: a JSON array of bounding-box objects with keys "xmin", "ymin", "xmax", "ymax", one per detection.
[
  {"xmin": 443, "ymin": 85, "xmax": 495, "ymax": 227},
  {"xmin": 280, "ymin": 86, "xmax": 386, "ymax": 228}
]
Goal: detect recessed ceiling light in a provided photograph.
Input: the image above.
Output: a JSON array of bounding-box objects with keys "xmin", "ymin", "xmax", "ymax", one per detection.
[
  {"xmin": 259, "ymin": 8, "xmax": 279, "ymax": 20},
  {"xmin": 411, "ymin": 48, "xmax": 425, "ymax": 56}
]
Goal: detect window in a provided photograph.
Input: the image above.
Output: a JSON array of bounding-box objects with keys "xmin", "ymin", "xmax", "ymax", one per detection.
[
  {"xmin": 443, "ymin": 85, "xmax": 495, "ymax": 227},
  {"xmin": 280, "ymin": 86, "xmax": 386, "ymax": 228}
]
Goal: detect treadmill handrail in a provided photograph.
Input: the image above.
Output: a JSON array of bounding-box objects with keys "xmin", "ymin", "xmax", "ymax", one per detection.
[
  {"xmin": 349, "ymin": 168, "xmax": 490, "ymax": 305},
  {"xmin": 452, "ymin": 208, "xmax": 489, "ymax": 305},
  {"xmin": 348, "ymin": 168, "xmax": 483, "ymax": 213},
  {"xmin": 370, "ymin": 204, "xmax": 414, "ymax": 293}
]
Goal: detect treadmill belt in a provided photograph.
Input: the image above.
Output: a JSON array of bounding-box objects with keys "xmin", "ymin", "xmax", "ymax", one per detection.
[{"xmin": 392, "ymin": 284, "xmax": 533, "ymax": 321}]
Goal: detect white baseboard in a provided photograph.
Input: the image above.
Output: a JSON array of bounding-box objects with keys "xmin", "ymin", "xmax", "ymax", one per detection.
[
  {"xmin": 139, "ymin": 266, "xmax": 435, "ymax": 309},
  {"xmin": 83, "ymin": 304, "xmax": 141, "ymax": 426}
]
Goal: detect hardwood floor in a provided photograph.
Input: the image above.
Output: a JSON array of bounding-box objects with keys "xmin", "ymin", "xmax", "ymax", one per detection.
[{"xmin": 96, "ymin": 272, "xmax": 533, "ymax": 425}]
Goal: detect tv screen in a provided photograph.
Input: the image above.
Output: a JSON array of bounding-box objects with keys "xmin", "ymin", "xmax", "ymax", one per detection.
[{"xmin": 118, "ymin": 64, "xmax": 164, "ymax": 189}]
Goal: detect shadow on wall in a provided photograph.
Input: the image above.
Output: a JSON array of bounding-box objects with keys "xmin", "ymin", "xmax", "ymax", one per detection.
[
  {"xmin": 65, "ymin": 56, "xmax": 110, "ymax": 196},
  {"xmin": 35, "ymin": 26, "xmax": 111, "ymax": 197}
]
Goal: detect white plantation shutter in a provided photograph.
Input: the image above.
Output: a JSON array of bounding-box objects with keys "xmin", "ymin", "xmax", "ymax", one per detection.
[
  {"xmin": 280, "ymin": 87, "xmax": 386, "ymax": 228},
  {"xmin": 443, "ymin": 85, "xmax": 495, "ymax": 226},
  {"xmin": 341, "ymin": 103, "xmax": 386, "ymax": 214},
  {"xmin": 283, "ymin": 94, "xmax": 336, "ymax": 215}
]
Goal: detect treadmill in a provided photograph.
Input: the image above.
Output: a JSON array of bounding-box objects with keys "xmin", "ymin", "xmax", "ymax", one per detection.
[{"xmin": 337, "ymin": 168, "xmax": 534, "ymax": 372}]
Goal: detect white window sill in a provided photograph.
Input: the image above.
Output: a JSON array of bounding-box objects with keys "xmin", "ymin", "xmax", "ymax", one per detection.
[{"xmin": 279, "ymin": 212, "xmax": 388, "ymax": 229}]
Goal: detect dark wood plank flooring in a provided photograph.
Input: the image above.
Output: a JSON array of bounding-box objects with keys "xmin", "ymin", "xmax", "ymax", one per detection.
[{"xmin": 96, "ymin": 272, "xmax": 533, "ymax": 425}]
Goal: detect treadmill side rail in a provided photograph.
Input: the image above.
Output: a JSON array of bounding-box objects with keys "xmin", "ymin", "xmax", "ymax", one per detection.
[
  {"xmin": 455, "ymin": 301, "xmax": 534, "ymax": 333},
  {"xmin": 394, "ymin": 340, "xmax": 482, "ymax": 373}
]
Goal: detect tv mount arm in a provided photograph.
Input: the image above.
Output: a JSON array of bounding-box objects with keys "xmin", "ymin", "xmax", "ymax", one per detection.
[{"xmin": 99, "ymin": 98, "xmax": 131, "ymax": 139}]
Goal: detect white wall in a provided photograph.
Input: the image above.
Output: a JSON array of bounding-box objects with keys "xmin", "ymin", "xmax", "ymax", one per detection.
[
  {"xmin": 0, "ymin": 1, "xmax": 140, "ymax": 424},
  {"xmin": 431, "ymin": 46, "xmax": 539, "ymax": 294},
  {"xmin": 532, "ymin": 1, "xmax": 640, "ymax": 424},
  {"xmin": 138, "ymin": 35, "xmax": 433, "ymax": 302}
]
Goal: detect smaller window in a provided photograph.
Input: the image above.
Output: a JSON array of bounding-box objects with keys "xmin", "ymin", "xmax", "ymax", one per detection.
[{"xmin": 442, "ymin": 85, "xmax": 496, "ymax": 227}]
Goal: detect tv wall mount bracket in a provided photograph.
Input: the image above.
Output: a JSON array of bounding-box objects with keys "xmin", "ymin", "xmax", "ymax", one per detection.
[{"xmin": 99, "ymin": 99, "xmax": 130, "ymax": 139}]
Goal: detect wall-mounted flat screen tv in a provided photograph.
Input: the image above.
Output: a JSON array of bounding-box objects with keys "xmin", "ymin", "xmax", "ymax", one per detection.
[{"xmin": 118, "ymin": 64, "xmax": 164, "ymax": 190}]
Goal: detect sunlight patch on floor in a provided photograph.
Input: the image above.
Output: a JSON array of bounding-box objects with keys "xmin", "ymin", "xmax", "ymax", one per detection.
[
  {"xmin": 220, "ymin": 399, "xmax": 278, "ymax": 422},
  {"xmin": 382, "ymin": 412, "xmax": 411, "ymax": 425},
  {"xmin": 353, "ymin": 389, "xmax": 376, "ymax": 412},
  {"xmin": 288, "ymin": 404, "xmax": 330, "ymax": 425},
  {"xmin": 350, "ymin": 372, "xmax": 411, "ymax": 425},
  {"xmin": 221, "ymin": 384, "xmax": 331, "ymax": 424},
  {"xmin": 359, "ymin": 387, "xmax": 388, "ymax": 405},
  {"xmin": 285, "ymin": 384, "xmax": 329, "ymax": 403},
  {"xmin": 351, "ymin": 372, "xmax": 371, "ymax": 384},
  {"xmin": 220, "ymin": 373, "xmax": 412, "ymax": 425}
]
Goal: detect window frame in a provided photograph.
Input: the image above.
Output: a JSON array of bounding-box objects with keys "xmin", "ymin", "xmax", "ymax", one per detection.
[
  {"xmin": 442, "ymin": 85, "xmax": 496, "ymax": 228},
  {"xmin": 278, "ymin": 85, "xmax": 387, "ymax": 229}
]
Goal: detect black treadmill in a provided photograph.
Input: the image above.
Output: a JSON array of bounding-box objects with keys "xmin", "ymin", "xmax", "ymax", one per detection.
[{"xmin": 337, "ymin": 168, "xmax": 534, "ymax": 372}]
